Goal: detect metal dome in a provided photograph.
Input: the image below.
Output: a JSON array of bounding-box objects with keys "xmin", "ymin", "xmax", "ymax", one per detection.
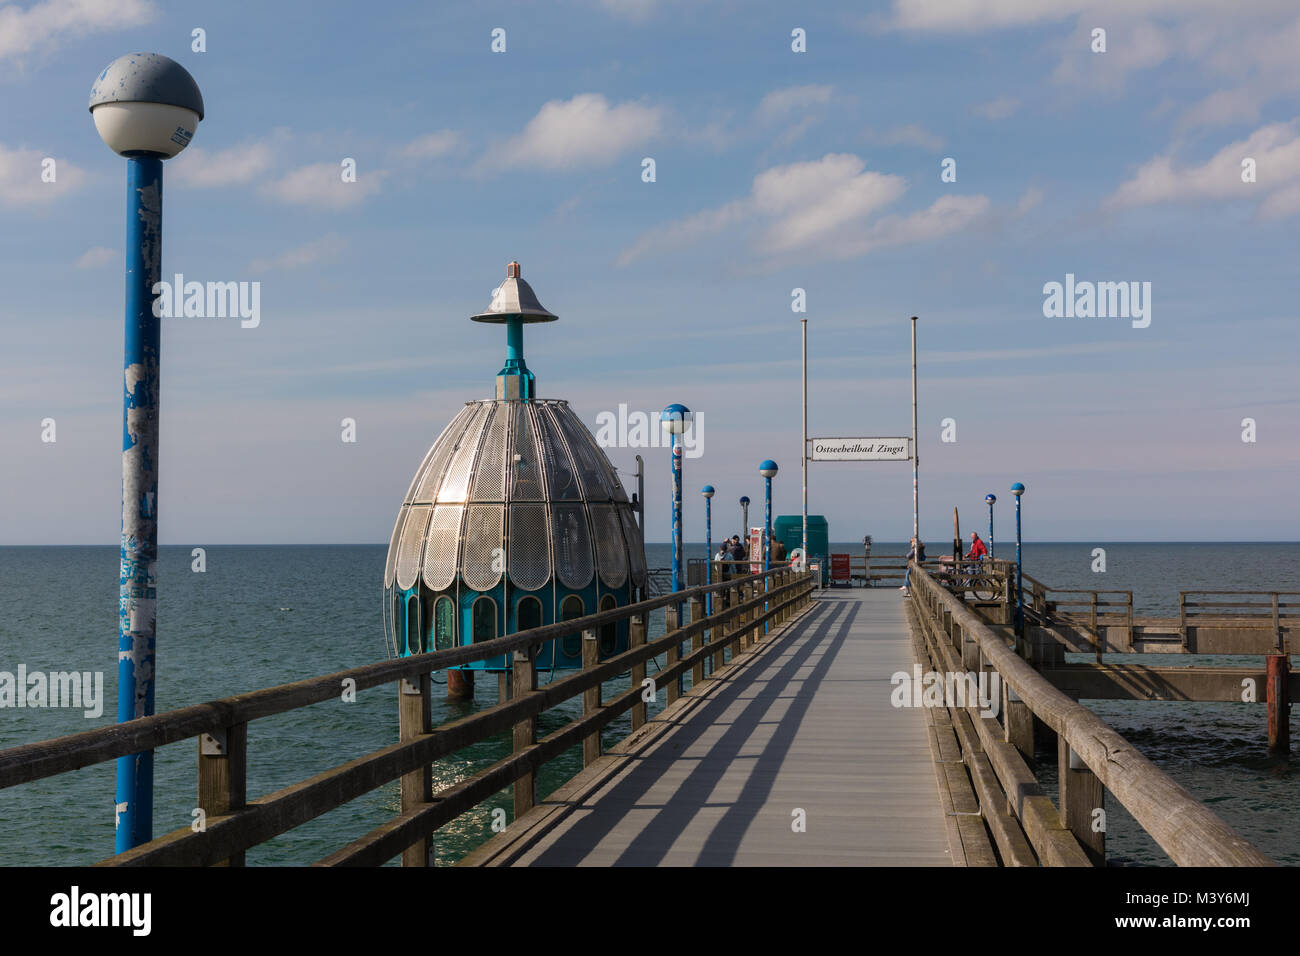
[{"xmin": 384, "ymin": 398, "xmax": 646, "ymax": 594}]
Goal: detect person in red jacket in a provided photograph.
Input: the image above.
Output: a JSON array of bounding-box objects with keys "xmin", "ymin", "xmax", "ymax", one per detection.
[{"xmin": 965, "ymin": 532, "xmax": 988, "ymax": 562}]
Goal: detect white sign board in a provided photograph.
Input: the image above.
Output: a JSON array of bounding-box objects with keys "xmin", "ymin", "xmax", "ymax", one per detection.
[{"xmin": 809, "ymin": 437, "xmax": 910, "ymax": 462}]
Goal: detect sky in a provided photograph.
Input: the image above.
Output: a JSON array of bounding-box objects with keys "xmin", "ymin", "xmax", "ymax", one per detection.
[{"xmin": 1, "ymin": 0, "xmax": 1298, "ymax": 546}]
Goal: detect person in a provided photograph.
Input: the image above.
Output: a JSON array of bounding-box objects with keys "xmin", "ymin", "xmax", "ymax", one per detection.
[
  {"xmin": 729, "ymin": 534, "xmax": 746, "ymax": 567},
  {"xmin": 900, "ymin": 536, "xmax": 925, "ymax": 595},
  {"xmin": 965, "ymin": 532, "xmax": 987, "ymax": 564},
  {"xmin": 772, "ymin": 538, "xmax": 787, "ymax": 563}
]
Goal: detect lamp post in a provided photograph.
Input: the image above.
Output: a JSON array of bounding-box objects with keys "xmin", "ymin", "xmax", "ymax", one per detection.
[
  {"xmin": 759, "ymin": 461, "xmax": 778, "ymax": 571},
  {"xmin": 739, "ymin": 495, "xmax": 750, "ymax": 541},
  {"xmin": 985, "ymin": 493, "xmax": 996, "ymax": 559},
  {"xmin": 759, "ymin": 461, "xmax": 778, "ymax": 635},
  {"xmin": 90, "ymin": 53, "xmax": 203, "ymax": 855},
  {"xmin": 661, "ymin": 404, "xmax": 691, "ymax": 597},
  {"xmin": 701, "ymin": 485, "xmax": 714, "ymax": 614},
  {"xmin": 1011, "ymin": 483, "xmax": 1025, "ymax": 637}
]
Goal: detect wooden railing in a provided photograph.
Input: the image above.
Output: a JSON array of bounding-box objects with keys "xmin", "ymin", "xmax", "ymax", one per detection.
[
  {"xmin": 0, "ymin": 567, "xmax": 815, "ymax": 867},
  {"xmin": 1179, "ymin": 590, "xmax": 1300, "ymax": 649},
  {"xmin": 907, "ymin": 564, "xmax": 1273, "ymax": 867}
]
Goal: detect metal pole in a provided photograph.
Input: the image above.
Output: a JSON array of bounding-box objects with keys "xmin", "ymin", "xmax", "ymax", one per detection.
[
  {"xmin": 764, "ymin": 475, "xmax": 772, "ymax": 635},
  {"xmin": 988, "ymin": 501, "xmax": 995, "ymax": 560},
  {"xmin": 801, "ymin": 317, "xmax": 808, "ymax": 555},
  {"xmin": 1015, "ymin": 494, "xmax": 1024, "ymax": 637},
  {"xmin": 741, "ymin": 498, "xmax": 749, "ymax": 537},
  {"xmin": 764, "ymin": 476, "xmax": 772, "ymax": 572},
  {"xmin": 704, "ymin": 495, "xmax": 712, "ymax": 616},
  {"xmin": 911, "ymin": 316, "xmax": 919, "ymax": 544},
  {"xmin": 671, "ymin": 437, "xmax": 682, "ymax": 596},
  {"xmin": 635, "ymin": 454, "xmax": 644, "ymax": 537},
  {"xmin": 116, "ymin": 153, "xmax": 164, "ymax": 853}
]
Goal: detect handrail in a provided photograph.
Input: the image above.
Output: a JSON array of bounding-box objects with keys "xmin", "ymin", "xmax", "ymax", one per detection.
[
  {"xmin": 911, "ymin": 565, "xmax": 1273, "ymax": 867},
  {"xmin": 0, "ymin": 567, "xmax": 816, "ymax": 867},
  {"xmin": 0, "ymin": 566, "xmax": 793, "ymax": 790}
]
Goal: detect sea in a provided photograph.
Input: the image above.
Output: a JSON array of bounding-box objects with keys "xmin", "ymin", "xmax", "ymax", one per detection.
[{"xmin": 0, "ymin": 542, "xmax": 1295, "ymax": 866}]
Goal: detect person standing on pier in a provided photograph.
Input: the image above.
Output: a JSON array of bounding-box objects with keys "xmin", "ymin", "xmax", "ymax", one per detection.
[
  {"xmin": 772, "ymin": 538, "xmax": 787, "ymax": 564},
  {"xmin": 965, "ymin": 532, "xmax": 987, "ymax": 563}
]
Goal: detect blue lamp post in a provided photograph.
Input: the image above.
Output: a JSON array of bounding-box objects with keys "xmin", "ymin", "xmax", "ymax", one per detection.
[
  {"xmin": 759, "ymin": 461, "xmax": 778, "ymax": 635},
  {"xmin": 661, "ymin": 404, "xmax": 691, "ymax": 694},
  {"xmin": 739, "ymin": 495, "xmax": 750, "ymax": 541},
  {"xmin": 90, "ymin": 53, "xmax": 203, "ymax": 855},
  {"xmin": 1011, "ymin": 483, "xmax": 1025, "ymax": 637},
  {"xmin": 985, "ymin": 493, "xmax": 997, "ymax": 559},
  {"xmin": 701, "ymin": 485, "xmax": 715, "ymax": 614},
  {"xmin": 759, "ymin": 461, "xmax": 778, "ymax": 571}
]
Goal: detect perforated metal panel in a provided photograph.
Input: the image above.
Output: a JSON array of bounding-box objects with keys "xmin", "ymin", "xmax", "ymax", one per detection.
[
  {"xmin": 508, "ymin": 503, "xmax": 550, "ymax": 591},
  {"xmin": 394, "ymin": 504, "xmax": 432, "ymax": 591},
  {"xmin": 590, "ymin": 503, "xmax": 628, "ymax": 588},
  {"xmin": 553, "ymin": 502, "xmax": 594, "ymax": 589},
  {"xmin": 469, "ymin": 404, "xmax": 508, "ymax": 502},
  {"xmin": 620, "ymin": 505, "xmax": 647, "ymax": 587},
  {"xmin": 557, "ymin": 407, "xmax": 615, "ymax": 500},
  {"xmin": 536, "ymin": 405, "xmax": 581, "ymax": 500},
  {"xmin": 437, "ymin": 403, "xmax": 490, "ymax": 503},
  {"xmin": 422, "ymin": 504, "xmax": 464, "ymax": 591},
  {"xmin": 461, "ymin": 503, "xmax": 504, "ymax": 591},
  {"xmin": 509, "ymin": 403, "xmax": 546, "ymax": 501},
  {"xmin": 383, "ymin": 508, "xmax": 404, "ymax": 588},
  {"xmin": 412, "ymin": 404, "xmax": 474, "ymax": 504}
]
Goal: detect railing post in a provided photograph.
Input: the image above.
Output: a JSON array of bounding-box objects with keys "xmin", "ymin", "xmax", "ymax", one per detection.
[
  {"xmin": 711, "ymin": 589, "xmax": 726, "ymax": 674},
  {"xmin": 197, "ymin": 722, "xmax": 247, "ymax": 867},
  {"xmin": 1002, "ymin": 683, "xmax": 1033, "ymax": 760},
  {"xmin": 512, "ymin": 645, "xmax": 537, "ymax": 819},
  {"xmin": 665, "ymin": 606, "xmax": 680, "ymax": 705},
  {"xmin": 582, "ymin": 629, "xmax": 601, "ymax": 767},
  {"xmin": 1058, "ymin": 738, "xmax": 1105, "ymax": 865},
  {"xmin": 398, "ymin": 675, "xmax": 432, "ymax": 867},
  {"xmin": 690, "ymin": 597, "xmax": 705, "ymax": 689},
  {"xmin": 1267, "ymin": 653, "xmax": 1291, "ymax": 755},
  {"xmin": 630, "ymin": 613, "xmax": 648, "ymax": 730}
]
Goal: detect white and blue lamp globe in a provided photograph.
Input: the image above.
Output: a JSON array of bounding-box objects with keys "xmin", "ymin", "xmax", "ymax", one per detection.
[
  {"xmin": 89, "ymin": 53, "xmax": 203, "ymax": 157},
  {"xmin": 985, "ymin": 493, "xmax": 997, "ymax": 505},
  {"xmin": 660, "ymin": 403, "xmax": 692, "ymax": 435},
  {"xmin": 759, "ymin": 460, "xmax": 778, "ymax": 478},
  {"xmin": 1011, "ymin": 482, "xmax": 1025, "ymax": 497},
  {"xmin": 701, "ymin": 485, "xmax": 714, "ymax": 498}
]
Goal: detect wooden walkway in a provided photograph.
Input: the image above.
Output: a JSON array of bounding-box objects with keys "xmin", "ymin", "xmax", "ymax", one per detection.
[{"xmin": 467, "ymin": 588, "xmax": 952, "ymax": 866}]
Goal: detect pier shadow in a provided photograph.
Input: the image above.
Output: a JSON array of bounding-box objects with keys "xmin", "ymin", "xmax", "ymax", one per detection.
[{"xmin": 527, "ymin": 596, "xmax": 857, "ymax": 866}]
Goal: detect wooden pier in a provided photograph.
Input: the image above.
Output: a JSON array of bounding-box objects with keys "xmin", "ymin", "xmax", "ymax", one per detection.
[
  {"xmin": 464, "ymin": 589, "xmax": 949, "ymax": 866},
  {"xmin": 0, "ymin": 560, "xmax": 1288, "ymax": 867}
]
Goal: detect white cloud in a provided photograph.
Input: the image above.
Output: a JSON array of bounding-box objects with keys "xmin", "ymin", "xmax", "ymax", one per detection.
[
  {"xmin": 883, "ymin": 2, "xmax": 1300, "ymax": 130},
  {"xmin": 260, "ymin": 162, "xmax": 387, "ymax": 208},
  {"xmin": 757, "ymin": 84, "xmax": 833, "ymax": 119},
  {"xmin": 74, "ymin": 246, "xmax": 114, "ymax": 269},
  {"xmin": 863, "ymin": 124, "xmax": 945, "ymax": 151},
  {"xmin": 0, "ymin": 144, "xmax": 86, "ymax": 204},
  {"xmin": 1107, "ymin": 121, "xmax": 1300, "ymax": 216},
  {"xmin": 480, "ymin": 94, "xmax": 664, "ymax": 172},
  {"xmin": 972, "ymin": 96, "xmax": 1019, "ymax": 120},
  {"xmin": 249, "ymin": 234, "xmax": 347, "ymax": 273},
  {"xmin": 170, "ymin": 141, "xmax": 275, "ymax": 188},
  {"xmin": 0, "ymin": 0, "xmax": 154, "ymax": 61},
  {"xmin": 398, "ymin": 130, "xmax": 461, "ymax": 160},
  {"xmin": 618, "ymin": 152, "xmax": 991, "ymax": 268}
]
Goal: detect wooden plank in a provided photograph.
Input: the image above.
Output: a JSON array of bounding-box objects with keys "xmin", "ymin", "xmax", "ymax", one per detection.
[
  {"xmin": 398, "ymin": 676, "xmax": 432, "ymax": 867},
  {"xmin": 582, "ymin": 629, "xmax": 600, "ymax": 768},
  {"xmin": 196, "ymin": 722, "xmax": 246, "ymax": 867}
]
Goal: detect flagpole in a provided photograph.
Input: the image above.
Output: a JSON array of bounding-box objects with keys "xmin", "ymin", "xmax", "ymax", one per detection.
[{"xmin": 911, "ymin": 316, "xmax": 919, "ymax": 544}]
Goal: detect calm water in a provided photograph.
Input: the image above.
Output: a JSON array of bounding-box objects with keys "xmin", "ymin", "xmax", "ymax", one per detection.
[{"xmin": 0, "ymin": 542, "xmax": 1295, "ymax": 865}]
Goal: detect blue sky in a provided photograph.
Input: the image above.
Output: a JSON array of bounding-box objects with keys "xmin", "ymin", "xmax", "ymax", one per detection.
[{"xmin": 2, "ymin": 0, "xmax": 1298, "ymax": 545}]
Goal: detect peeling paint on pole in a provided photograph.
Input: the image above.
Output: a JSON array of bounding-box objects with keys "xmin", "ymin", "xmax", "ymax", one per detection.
[{"xmin": 116, "ymin": 154, "xmax": 163, "ymax": 852}]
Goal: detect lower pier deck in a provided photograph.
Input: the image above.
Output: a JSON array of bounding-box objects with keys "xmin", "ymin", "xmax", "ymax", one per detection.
[{"xmin": 465, "ymin": 588, "xmax": 952, "ymax": 866}]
